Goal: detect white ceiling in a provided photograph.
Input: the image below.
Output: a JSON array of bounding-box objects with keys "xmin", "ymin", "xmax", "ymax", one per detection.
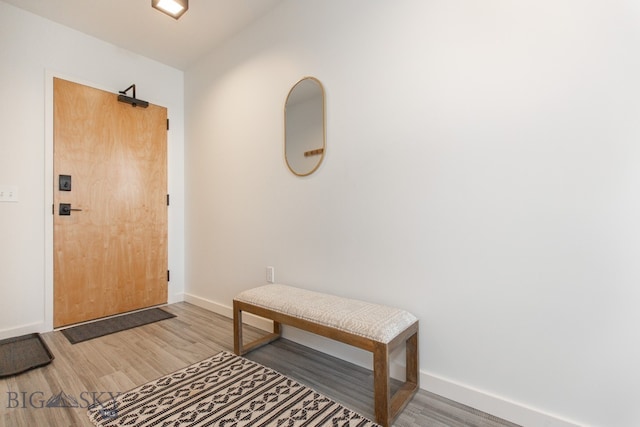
[{"xmin": 3, "ymin": 0, "xmax": 284, "ymax": 70}]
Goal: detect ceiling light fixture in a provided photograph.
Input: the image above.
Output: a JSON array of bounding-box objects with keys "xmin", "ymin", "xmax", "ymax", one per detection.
[{"xmin": 152, "ymin": 0, "xmax": 188, "ymax": 19}]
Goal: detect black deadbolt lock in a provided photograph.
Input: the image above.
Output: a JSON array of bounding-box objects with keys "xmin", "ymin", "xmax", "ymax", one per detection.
[{"xmin": 59, "ymin": 175, "xmax": 72, "ymax": 191}]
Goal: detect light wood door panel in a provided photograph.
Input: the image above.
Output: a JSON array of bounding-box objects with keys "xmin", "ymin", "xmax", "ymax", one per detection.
[{"xmin": 53, "ymin": 78, "xmax": 168, "ymax": 328}]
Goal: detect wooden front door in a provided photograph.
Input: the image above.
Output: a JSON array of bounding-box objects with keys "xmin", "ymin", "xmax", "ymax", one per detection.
[{"xmin": 53, "ymin": 78, "xmax": 168, "ymax": 328}]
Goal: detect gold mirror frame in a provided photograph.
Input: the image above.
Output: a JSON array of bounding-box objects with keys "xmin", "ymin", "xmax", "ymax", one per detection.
[{"xmin": 284, "ymin": 77, "xmax": 326, "ymax": 176}]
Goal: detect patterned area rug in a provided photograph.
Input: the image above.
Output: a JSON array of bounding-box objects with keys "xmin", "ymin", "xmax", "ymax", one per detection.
[{"xmin": 87, "ymin": 351, "xmax": 380, "ymax": 426}]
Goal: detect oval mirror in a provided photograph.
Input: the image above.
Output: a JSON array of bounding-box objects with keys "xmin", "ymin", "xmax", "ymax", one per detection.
[{"xmin": 284, "ymin": 77, "xmax": 326, "ymax": 176}]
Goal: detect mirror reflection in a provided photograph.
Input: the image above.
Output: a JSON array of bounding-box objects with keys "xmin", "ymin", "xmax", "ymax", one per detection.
[{"xmin": 284, "ymin": 77, "xmax": 325, "ymax": 176}]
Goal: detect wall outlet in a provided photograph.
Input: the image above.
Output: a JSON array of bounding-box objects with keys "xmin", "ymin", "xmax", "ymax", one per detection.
[
  {"xmin": 266, "ymin": 266, "xmax": 275, "ymax": 283},
  {"xmin": 0, "ymin": 186, "xmax": 18, "ymax": 202}
]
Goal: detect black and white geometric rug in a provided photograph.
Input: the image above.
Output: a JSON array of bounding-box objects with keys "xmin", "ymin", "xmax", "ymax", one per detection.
[{"xmin": 87, "ymin": 351, "xmax": 380, "ymax": 426}]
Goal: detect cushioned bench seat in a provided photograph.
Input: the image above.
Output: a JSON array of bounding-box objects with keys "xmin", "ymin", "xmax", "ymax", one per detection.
[{"xmin": 233, "ymin": 284, "xmax": 419, "ymax": 427}]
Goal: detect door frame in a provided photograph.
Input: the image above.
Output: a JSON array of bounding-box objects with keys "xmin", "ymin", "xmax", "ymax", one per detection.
[{"xmin": 44, "ymin": 71, "xmax": 174, "ymax": 331}]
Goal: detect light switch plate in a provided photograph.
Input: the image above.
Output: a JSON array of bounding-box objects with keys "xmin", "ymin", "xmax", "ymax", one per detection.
[{"xmin": 0, "ymin": 186, "xmax": 18, "ymax": 202}]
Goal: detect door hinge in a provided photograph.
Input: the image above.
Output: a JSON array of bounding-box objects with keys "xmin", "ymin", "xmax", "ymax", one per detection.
[
  {"xmin": 167, "ymin": 194, "xmax": 170, "ymax": 206},
  {"xmin": 167, "ymin": 270, "xmax": 170, "ymax": 282},
  {"xmin": 167, "ymin": 118, "xmax": 170, "ymax": 130}
]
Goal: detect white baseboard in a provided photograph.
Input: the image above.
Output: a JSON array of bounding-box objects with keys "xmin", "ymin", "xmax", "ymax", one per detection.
[
  {"xmin": 183, "ymin": 293, "xmax": 272, "ymax": 331},
  {"xmin": 0, "ymin": 321, "xmax": 47, "ymax": 340},
  {"xmin": 421, "ymin": 372, "xmax": 583, "ymax": 427},
  {"xmin": 183, "ymin": 293, "xmax": 583, "ymax": 427}
]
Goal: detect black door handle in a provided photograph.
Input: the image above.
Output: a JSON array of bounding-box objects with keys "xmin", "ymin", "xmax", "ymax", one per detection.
[{"xmin": 59, "ymin": 203, "xmax": 83, "ymax": 216}]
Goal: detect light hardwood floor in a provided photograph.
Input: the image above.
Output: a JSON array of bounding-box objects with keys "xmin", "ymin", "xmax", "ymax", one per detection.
[{"xmin": 0, "ymin": 302, "xmax": 520, "ymax": 427}]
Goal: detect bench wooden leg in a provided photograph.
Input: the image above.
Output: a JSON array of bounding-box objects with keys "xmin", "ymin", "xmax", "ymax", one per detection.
[
  {"xmin": 373, "ymin": 342, "xmax": 391, "ymax": 427},
  {"xmin": 406, "ymin": 331, "xmax": 418, "ymax": 384},
  {"xmin": 373, "ymin": 327, "xmax": 419, "ymax": 427},
  {"xmin": 233, "ymin": 300, "xmax": 282, "ymax": 356},
  {"xmin": 233, "ymin": 300, "xmax": 244, "ymax": 355}
]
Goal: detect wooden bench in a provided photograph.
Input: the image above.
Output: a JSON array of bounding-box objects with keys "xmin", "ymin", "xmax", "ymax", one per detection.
[{"xmin": 233, "ymin": 284, "xmax": 419, "ymax": 427}]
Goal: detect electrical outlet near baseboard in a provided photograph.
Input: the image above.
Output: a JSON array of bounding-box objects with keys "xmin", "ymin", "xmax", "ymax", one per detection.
[
  {"xmin": 0, "ymin": 186, "xmax": 18, "ymax": 202},
  {"xmin": 266, "ymin": 266, "xmax": 275, "ymax": 283}
]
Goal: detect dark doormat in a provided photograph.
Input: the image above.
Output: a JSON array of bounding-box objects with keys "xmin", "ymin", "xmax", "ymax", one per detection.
[
  {"xmin": 61, "ymin": 308, "xmax": 176, "ymax": 344},
  {"xmin": 0, "ymin": 333, "xmax": 55, "ymax": 378}
]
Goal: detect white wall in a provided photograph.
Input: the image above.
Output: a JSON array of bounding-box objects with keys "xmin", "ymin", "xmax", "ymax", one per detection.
[
  {"xmin": 184, "ymin": 1, "xmax": 640, "ymax": 426},
  {"xmin": 0, "ymin": 2, "xmax": 185, "ymax": 336}
]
